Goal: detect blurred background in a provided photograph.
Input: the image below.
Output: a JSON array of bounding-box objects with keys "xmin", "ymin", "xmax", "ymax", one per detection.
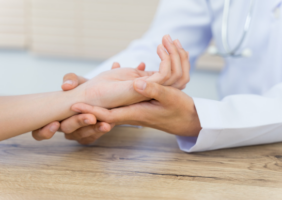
[{"xmin": 0, "ymin": 0, "xmax": 223, "ymax": 99}]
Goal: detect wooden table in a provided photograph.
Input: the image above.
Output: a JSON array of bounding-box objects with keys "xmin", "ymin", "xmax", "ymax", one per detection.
[{"xmin": 1, "ymin": 127, "xmax": 282, "ymax": 200}]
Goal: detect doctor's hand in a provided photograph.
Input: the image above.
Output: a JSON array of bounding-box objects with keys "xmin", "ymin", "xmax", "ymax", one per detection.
[{"xmin": 72, "ymin": 80, "xmax": 202, "ymax": 137}]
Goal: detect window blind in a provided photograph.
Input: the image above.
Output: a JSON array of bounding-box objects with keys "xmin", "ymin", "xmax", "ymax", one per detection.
[{"xmin": 0, "ymin": 0, "xmax": 27, "ymax": 48}]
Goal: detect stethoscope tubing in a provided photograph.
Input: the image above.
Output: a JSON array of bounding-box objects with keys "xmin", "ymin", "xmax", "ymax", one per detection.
[{"xmin": 210, "ymin": 0, "xmax": 256, "ymax": 58}]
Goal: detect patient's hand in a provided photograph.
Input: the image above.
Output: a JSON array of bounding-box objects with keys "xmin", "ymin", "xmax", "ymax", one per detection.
[{"xmin": 80, "ymin": 66, "xmax": 153, "ymax": 109}]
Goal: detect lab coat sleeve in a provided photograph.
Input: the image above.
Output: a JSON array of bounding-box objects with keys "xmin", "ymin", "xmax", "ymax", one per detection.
[
  {"xmin": 84, "ymin": 0, "xmax": 212, "ymax": 79},
  {"xmin": 177, "ymin": 83, "xmax": 282, "ymax": 152}
]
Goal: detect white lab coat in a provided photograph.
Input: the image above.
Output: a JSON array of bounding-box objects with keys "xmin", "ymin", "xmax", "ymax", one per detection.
[{"xmin": 85, "ymin": 0, "xmax": 282, "ymax": 152}]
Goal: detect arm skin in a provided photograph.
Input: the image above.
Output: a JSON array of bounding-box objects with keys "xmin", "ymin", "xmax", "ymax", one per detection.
[
  {"xmin": 32, "ymin": 35, "xmax": 191, "ymax": 144},
  {"xmin": 0, "ymin": 90, "xmax": 83, "ymax": 141}
]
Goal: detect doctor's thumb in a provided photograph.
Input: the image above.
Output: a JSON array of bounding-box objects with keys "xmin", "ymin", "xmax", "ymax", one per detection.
[
  {"xmin": 62, "ymin": 73, "xmax": 88, "ymax": 91},
  {"xmin": 133, "ymin": 79, "xmax": 166, "ymax": 102}
]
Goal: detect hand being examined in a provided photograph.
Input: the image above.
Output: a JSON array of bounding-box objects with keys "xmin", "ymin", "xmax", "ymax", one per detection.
[{"xmin": 32, "ymin": 35, "xmax": 191, "ymax": 144}]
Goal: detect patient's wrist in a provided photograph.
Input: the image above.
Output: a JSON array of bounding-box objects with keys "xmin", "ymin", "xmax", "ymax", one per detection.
[{"xmin": 67, "ymin": 84, "xmax": 88, "ymax": 105}]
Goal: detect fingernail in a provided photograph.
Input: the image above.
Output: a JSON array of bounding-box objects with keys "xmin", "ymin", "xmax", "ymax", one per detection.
[
  {"xmin": 167, "ymin": 35, "xmax": 173, "ymax": 43},
  {"xmin": 84, "ymin": 119, "xmax": 89, "ymax": 124},
  {"xmin": 135, "ymin": 80, "xmax": 147, "ymax": 90},
  {"xmin": 49, "ymin": 124, "xmax": 57, "ymax": 133},
  {"xmin": 175, "ymin": 39, "xmax": 182, "ymax": 49},
  {"xmin": 63, "ymin": 80, "xmax": 73, "ymax": 85}
]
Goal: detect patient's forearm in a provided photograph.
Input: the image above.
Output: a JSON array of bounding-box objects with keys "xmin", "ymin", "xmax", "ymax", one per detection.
[{"xmin": 0, "ymin": 89, "xmax": 83, "ymax": 140}]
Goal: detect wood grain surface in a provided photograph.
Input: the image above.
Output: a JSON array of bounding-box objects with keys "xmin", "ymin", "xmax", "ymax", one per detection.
[{"xmin": 1, "ymin": 127, "xmax": 282, "ymax": 200}]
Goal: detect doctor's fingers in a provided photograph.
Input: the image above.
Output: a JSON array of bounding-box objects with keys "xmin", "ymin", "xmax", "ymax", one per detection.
[
  {"xmin": 65, "ymin": 122, "xmax": 114, "ymax": 144},
  {"xmin": 171, "ymin": 40, "xmax": 190, "ymax": 89},
  {"xmin": 146, "ymin": 35, "xmax": 184, "ymax": 86},
  {"xmin": 60, "ymin": 114, "xmax": 97, "ymax": 134},
  {"xmin": 71, "ymin": 103, "xmax": 135, "ymax": 124},
  {"xmin": 162, "ymin": 35, "xmax": 183, "ymax": 86},
  {"xmin": 145, "ymin": 44, "xmax": 171, "ymax": 84},
  {"xmin": 32, "ymin": 121, "xmax": 60, "ymax": 141},
  {"xmin": 61, "ymin": 73, "xmax": 88, "ymax": 91}
]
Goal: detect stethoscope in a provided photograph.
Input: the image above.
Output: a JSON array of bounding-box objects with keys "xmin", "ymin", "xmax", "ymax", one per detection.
[{"xmin": 208, "ymin": 0, "xmax": 256, "ymax": 58}]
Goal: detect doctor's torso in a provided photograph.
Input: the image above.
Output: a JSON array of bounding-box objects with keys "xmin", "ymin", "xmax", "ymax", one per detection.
[{"xmin": 207, "ymin": 0, "xmax": 282, "ymax": 98}]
